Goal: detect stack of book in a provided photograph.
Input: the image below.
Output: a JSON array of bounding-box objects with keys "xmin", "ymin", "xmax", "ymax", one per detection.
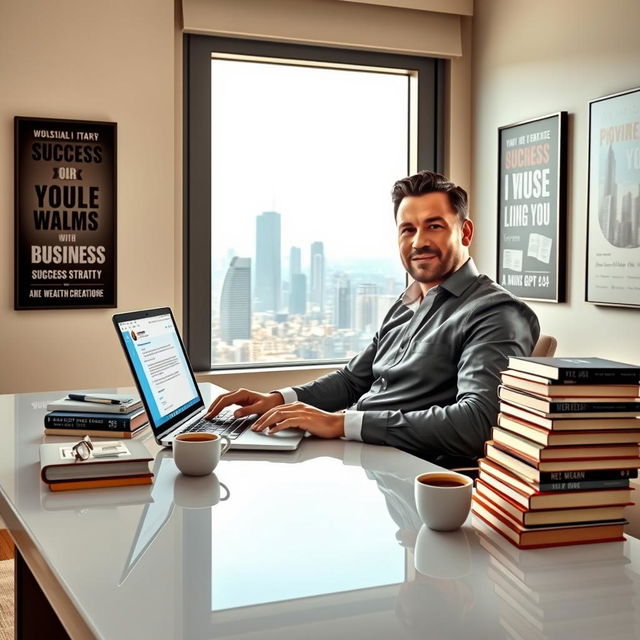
[
  {"xmin": 472, "ymin": 356, "xmax": 640, "ymax": 549},
  {"xmin": 44, "ymin": 393, "xmax": 149, "ymax": 438}
]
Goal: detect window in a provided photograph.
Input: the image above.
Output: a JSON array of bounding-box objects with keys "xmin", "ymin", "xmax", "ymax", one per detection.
[{"xmin": 185, "ymin": 36, "xmax": 444, "ymax": 371}]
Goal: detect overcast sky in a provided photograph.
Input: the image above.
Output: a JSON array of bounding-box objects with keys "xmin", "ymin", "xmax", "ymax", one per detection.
[{"xmin": 211, "ymin": 58, "xmax": 409, "ymax": 272}]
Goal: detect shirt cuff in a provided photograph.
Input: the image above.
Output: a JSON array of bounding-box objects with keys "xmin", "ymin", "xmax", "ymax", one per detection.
[
  {"xmin": 275, "ymin": 387, "xmax": 298, "ymax": 404},
  {"xmin": 343, "ymin": 410, "xmax": 364, "ymax": 442}
]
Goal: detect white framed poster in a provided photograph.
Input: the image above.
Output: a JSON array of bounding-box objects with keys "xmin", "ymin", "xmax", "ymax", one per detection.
[{"xmin": 587, "ymin": 88, "xmax": 640, "ymax": 308}]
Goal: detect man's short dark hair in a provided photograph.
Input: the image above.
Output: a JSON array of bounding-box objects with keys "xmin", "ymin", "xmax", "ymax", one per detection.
[{"xmin": 391, "ymin": 171, "xmax": 468, "ymax": 222}]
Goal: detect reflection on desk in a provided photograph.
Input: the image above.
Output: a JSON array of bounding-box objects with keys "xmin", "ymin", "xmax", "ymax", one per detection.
[{"xmin": 476, "ymin": 522, "xmax": 640, "ymax": 639}]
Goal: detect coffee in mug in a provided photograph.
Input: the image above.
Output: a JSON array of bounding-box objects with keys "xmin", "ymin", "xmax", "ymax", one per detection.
[
  {"xmin": 414, "ymin": 471, "xmax": 473, "ymax": 531},
  {"xmin": 173, "ymin": 432, "xmax": 230, "ymax": 476}
]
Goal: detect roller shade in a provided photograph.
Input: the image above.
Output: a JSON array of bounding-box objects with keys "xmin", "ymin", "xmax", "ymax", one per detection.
[{"xmin": 181, "ymin": 0, "xmax": 463, "ymax": 58}]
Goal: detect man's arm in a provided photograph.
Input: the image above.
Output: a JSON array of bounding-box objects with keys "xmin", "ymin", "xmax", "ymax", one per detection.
[{"xmin": 355, "ymin": 301, "xmax": 539, "ymax": 460}]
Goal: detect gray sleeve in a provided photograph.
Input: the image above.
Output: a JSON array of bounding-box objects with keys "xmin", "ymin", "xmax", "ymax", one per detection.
[
  {"xmin": 359, "ymin": 301, "xmax": 540, "ymax": 459},
  {"xmin": 292, "ymin": 335, "xmax": 379, "ymax": 412}
]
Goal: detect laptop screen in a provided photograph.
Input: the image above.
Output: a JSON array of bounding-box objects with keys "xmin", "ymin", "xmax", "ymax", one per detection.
[{"xmin": 114, "ymin": 308, "xmax": 204, "ymax": 434}]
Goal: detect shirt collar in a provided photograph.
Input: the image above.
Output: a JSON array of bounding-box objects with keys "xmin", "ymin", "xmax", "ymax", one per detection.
[{"xmin": 400, "ymin": 258, "xmax": 479, "ymax": 306}]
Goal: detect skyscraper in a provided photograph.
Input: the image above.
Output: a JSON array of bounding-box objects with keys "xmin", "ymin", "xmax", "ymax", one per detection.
[
  {"xmin": 220, "ymin": 257, "xmax": 251, "ymax": 344},
  {"xmin": 255, "ymin": 211, "xmax": 281, "ymax": 312},
  {"xmin": 334, "ymin": 274, "xmax": 352, "ymax": 329},
  {"xmin": 290, "ymin": 273, "xmax": 307, "ymax": 315},
  {"xmin": 289, "ymin": 246, "xmax": 301, "ymax": 281},
  {"xmin": 310, "ymin": 241, "xmax": 325, "ymax": 314}
]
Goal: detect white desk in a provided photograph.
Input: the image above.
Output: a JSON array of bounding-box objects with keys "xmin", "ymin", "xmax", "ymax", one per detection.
[{"xmin": 1, "ymin": 384, "xmax": 640, "ymax": 639}]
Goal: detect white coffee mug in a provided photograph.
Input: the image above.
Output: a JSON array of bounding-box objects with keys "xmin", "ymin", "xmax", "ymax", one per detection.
[
  {"xmin": 414, "ymin": 471, "xmax": 473, "ymax": 531},
  {"xmin": 173, "ymin": 432, "xmax": 230, "ymax": 476}
]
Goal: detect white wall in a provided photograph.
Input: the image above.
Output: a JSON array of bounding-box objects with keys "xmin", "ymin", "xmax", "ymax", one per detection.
[
  {"xmin": 471, "ymin": 0, "xmax": 640, "ymax": 361},
  {"xmin": 0, "ymin": 0, "xmax": 177, "ymax": 393}
]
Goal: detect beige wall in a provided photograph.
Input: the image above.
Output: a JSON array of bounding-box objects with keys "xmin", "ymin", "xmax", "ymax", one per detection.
[
  {"xmin": 471, "ymin": 0, "xmax": 640, "ymax": 360},
  {"xmin": 0, "ymin": 0, "xmax": 177, "ymax": 393},
  {"xmin": 0, "ymin": 0, "xmax": 472, "ymax": 395}
]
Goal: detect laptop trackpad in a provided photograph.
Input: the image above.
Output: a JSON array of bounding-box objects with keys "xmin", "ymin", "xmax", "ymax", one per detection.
[{"xmin": 234, "ymin": 428, "xmax": 302, "ymax": 449}]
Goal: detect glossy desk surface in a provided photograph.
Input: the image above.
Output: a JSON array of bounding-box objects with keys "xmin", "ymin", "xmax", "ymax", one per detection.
[{"xmin": 1, "ymin": 384, "xmax": 640, "ymax": 639}]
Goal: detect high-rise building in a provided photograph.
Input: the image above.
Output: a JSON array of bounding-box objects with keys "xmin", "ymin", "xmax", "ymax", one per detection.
[
  {"xmin": 290, "ymin": 273, "xmax": 307, "ymax": 315},
  {"xmin": 334, "ymin": 274, "xmax": 352, "ymax": 329},
  {"xmin": 289, "ymin": 246, "xmax": 301, "ymax": 281},
  {"xmin": 310, "ymin": 241, "xmax": 325, "ymax": 313},
  {"xmin": 220, "ymin": 257, "xmax": 251, "ymax": 344},
  {"xmin": 255, "ymin": 211, "xmax": 281, "ymax": 312}
]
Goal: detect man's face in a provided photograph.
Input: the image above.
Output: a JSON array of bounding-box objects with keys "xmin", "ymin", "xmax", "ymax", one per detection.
[{"xmin": 396, "ymin": 192, "xmax": 473, "ymax": 292}]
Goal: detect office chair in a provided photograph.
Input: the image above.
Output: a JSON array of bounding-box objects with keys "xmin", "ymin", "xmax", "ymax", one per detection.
[{"xmin": 436, "ymin": 334, "xmax": 558, "ymax": 477}]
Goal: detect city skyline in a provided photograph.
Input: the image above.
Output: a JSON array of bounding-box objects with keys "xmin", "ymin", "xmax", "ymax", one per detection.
[{"xmin": 213, "ymin": 208, "xmax": 405, "ymax": 364}]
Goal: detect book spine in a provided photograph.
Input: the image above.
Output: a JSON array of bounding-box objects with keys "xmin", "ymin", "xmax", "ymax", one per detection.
[
  {"xmin": 557, "ymin": 370, "xmax": 640, "ymax": 384},
  {"xmin": 537, "ymin": 479, "xmax": 631, "ymax": 492},
  {"xmin": 539, "ymin": 468, "xmax": 638, "ymax": 483},
  {"xmin": 548, "ymin": 401, "xmax": 640, "ymax": 412},
  {"xmin": 44, "ymin": 414, "xmax": 133, "ymax": 430}
]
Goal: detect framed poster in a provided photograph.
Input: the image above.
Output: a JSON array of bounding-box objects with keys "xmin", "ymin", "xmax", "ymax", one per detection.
[
  {"xmin": 587, "ymin": 87, "xmax": 640, "ymax": 308},
  {"xmin": 497, "ymin": 112, "xmax": 567, "ymax": 302},
  {"xmin": 14, "ymin": 116, "xmax": 117, "ymax": 309}
]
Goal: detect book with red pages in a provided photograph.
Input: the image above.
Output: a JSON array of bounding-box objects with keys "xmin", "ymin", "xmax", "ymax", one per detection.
[
  {"xmin": 475, "ymin": 479, "xmax": 629, "ymax": 527},
  {"xmin": 477, "ymin": 460, "xmax": 633, "ymax": 508},
  {"xmin": 485, "ymin": 441, "xmax": 640, "ymax": 484},
  {"xmin": 48, "ymin": 475, "xmax": 153, "ymax": 492},
  {"xmin": 501, "ymin": 370, "xmax": 640, "ymax": 398},
  {"xmin": 498, "ymin": 386, "xmax": 640, "ymax": 415},
  {"xmin": 471, "ymin": 493, "xmax": 626, "ymax": 549},
  {"xmin": 506, "ymin": 357, "xmax": 640, "ymax": 385},
  {"xmin": 492, "ymin": 426, "xmax": 640, "ymax": 461},
  {"xmin": 496, "ymin": 413, "xmax": 640, "ymax": 446},
  {"xmin": 499, "ymin": 401, "xmax": 640, "ymax": 430}
]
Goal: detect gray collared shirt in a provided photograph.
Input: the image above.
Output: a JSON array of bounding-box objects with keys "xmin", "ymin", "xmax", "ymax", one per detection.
[{"xmin": 282, "ymin": 258, "xmax": 539, "ymax": 460}]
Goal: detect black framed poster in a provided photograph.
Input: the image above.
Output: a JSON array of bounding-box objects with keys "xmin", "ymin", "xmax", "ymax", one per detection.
[
  {"xmin": 14, "ymin": 116, "xmax": 117, "ymax": 309},
  {"xmin": 587, "ymin": 87, "xmax": 640, "ymax": 308},
  {"xmin": 497, "ymin": 112, "xmax": 567, "ymax": 302}
]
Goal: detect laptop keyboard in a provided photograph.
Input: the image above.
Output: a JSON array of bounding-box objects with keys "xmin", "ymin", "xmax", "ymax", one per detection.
[{"xmin": 182, "ymin": 409, "xmax": 257, "ymax": 440}]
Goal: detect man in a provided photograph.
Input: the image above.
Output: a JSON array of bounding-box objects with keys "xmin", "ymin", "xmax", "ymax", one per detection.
[{"xmin": 206, "ymin": 171, "xmax": 539, "ymax": 461}]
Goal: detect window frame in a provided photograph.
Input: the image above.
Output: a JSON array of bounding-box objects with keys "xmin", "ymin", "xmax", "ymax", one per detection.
[{"xmin": 184, "ymin": 34, "xmax": 445, "ymax": 371}]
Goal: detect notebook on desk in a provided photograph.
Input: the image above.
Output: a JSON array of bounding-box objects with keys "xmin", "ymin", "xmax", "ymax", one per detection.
[{"xmin": 112, "ymin": 307, "xmax": 303, "ymax": 450}]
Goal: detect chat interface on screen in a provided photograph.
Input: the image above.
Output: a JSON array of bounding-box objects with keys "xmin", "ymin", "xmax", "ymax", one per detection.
[{"xmin": 119, "ymin": 314, "xmax": 200, "ymax": 427}]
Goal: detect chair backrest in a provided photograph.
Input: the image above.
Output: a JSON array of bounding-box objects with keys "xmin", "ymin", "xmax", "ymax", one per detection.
[{"xmin": 531, "ymin": 334, "xmax": 557, "ymax": 358}]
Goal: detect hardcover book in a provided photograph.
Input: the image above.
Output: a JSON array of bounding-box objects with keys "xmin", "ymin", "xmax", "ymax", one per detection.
[
  {"xmin": 477, "ymin": 461, "xmax": 632, "ymax": 508},
  {"xmin": 501, "ymin": 370, "xmax": 640, "ymax": 398},
  {"xmin": 496, "ymin": 413, "xmax": 640, "ymax": 446},
  {"xmin": 43, "ymin": 424, "xmax": 150, "ymax": 439},
  {"xmin": 492, "ymin": 426, "xmax": 640, "ymax": 461},
  {"xmin": 46, "ymin": 394, "xmax": 142, "ymax": 414},
  {"xmin": 499, "ymin": 401, "xmax": 640, "ymax": 429},
  {"xmin": 475, "ymin": 479, "xmax": 629, "ymax": 527},
  {"xmin": 471, "ymin": 493, "xmax": 626, "ymax": 549},
  {"xmin": 44, "ymin": 408, "xmax": 148, "ymax": 431},
  {"xmin": 506, "ymin": 357, "xmax": 640, "ymax": 385},
  {"xmin": 485, "ymin": 442, "xmax": 640, "ymax": 484},
  {"xmin": 39, "ymin": 438, "xmax": 153, "ymax": 491},
  {"xmin": 499, "ymin": 386, "xmax": 640, "ymax": 415}
]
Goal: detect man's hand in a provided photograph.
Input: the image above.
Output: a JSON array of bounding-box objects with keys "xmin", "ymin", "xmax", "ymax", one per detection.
[
  {"xmin": 251, "ymin": 402, "xmax": 345, "ymax": 439},
  {"xmin": 205, "ymin": 388, "xmax": 284, "ymax": 420}
]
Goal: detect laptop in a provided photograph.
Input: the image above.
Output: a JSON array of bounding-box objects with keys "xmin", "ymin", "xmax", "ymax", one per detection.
[{"xmin": 112, "ymin": 307, "xmax": 303, "ymax": 450}]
